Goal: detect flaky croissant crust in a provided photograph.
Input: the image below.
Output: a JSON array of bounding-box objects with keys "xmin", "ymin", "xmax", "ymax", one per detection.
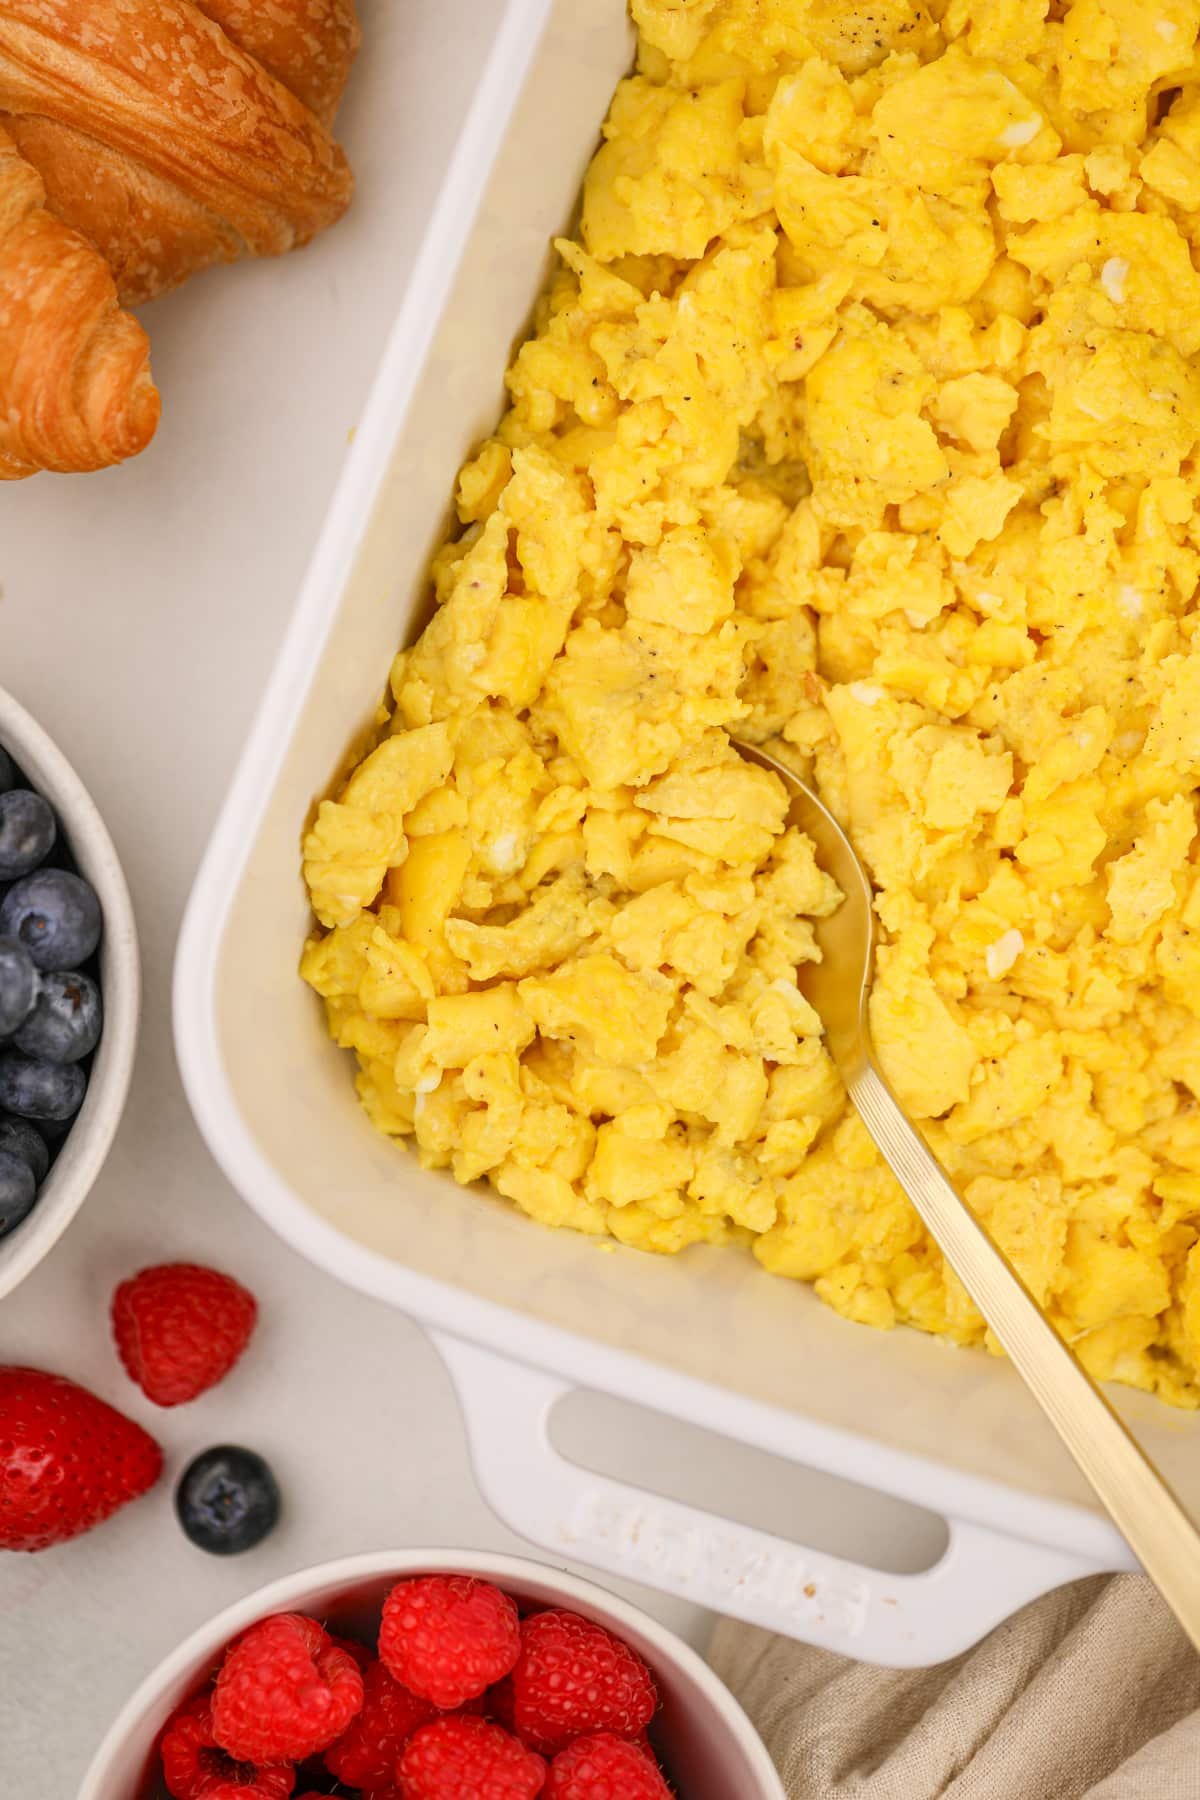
[
  {"xmin": 0, "ymin": 0, "xmax": 358, "ymax": 303},
  {"xmin": 0, "ymin": 2, "xmax": 356, "ymax": 477},
  {"xmin": 0, "ymin": 122, "xmax": 160, "ymax": 478}
]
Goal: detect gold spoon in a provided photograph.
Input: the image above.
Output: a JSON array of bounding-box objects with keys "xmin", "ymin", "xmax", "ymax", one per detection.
[{"xmin": 735, "ymin": 737, "xmax": 1200, "ymax": 1652}]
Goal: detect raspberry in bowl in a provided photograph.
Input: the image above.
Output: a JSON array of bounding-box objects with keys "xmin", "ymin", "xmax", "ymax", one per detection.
[
  {"xmin": 79, "ymin": 1551, "xmax": 785, "ymax": 1800},
  {"xmin": 0, "ymin": 685, "xmax": 139, "ymax": 1300}
]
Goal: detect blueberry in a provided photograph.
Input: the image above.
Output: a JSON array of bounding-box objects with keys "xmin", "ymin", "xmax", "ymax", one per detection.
[
  {"xmin": 175, "ymin": 1446, "xmax": 281, "ymax": 1555},
  {"xmin": 14, "ymin": 970, "xmax": 101, "ymax": 1063},
  {"xmin": 0, "ymin": 870, "xmax": 101, "ymax": 971},
  {"xmin": 0, "ymin": 938, "xmax": 37, "ymax": 1037},
  {"xmin": 0, "ymin": 790, "xmax": 56, "ymax": 881},
  {"xmin": 0, "ymin": 748, "xmax": 14, "ymax": 795},
  {"xmin": 0, "ymin": 1149, "xmax": 36, "ymax": 1239},
  {"xmin": 0, "ymin": 1052, "xmax": 86, "ymax": 1122},
  {"xmin": 0, "ymin": 1116, "xmax": 49, "ymax": 1184}
]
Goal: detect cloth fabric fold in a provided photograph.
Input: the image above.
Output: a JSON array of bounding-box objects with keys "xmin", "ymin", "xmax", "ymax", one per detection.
[{"xmin": 708, "ymin": 1576, "xmax": 1200, "ymax": 1797}]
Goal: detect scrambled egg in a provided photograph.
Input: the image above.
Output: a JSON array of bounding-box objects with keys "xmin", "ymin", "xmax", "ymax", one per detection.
[{"xmin": 302, "ymin": 0, "xmax": 1200, "ymax": 1407}]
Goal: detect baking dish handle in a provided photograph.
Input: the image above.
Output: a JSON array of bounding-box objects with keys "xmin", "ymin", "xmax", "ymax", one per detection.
[{"xmin": 434, "ymin": 1331, "xmax": 1106, "ymax": 1666}]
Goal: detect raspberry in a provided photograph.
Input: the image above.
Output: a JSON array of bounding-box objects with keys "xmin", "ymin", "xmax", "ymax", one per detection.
[
  {"xmin": 160, "ymin": 1691, "xmax": 295, "ymax": 1800},
  {"xmin": 197, "ymin": 1787, "xmax": 292, "ymax": 1800},
  {"xmin": 329, "ymin": 1632, "xmax": 373, "ymax": 1670},
  {"xmin": 512, "ymin": 1611, "xmax": 657, "ymax": 1755},
  {"xmin": 212, "ymin": 1613, "xmax": 364, "ymax": 1764},
  {"xmin": 112, "ymin": 1263, "xmax": 258, "ymax": 1406},
  {"xmin": 397, "ymin": 1716, "xmax": 546, "ymax": 1799},
  {"xmin": 486, "ymin": 1676, "xmax": 517, "ymax": 1731},
  {"xmin": 324, "ymin": 1659, "xmax": 437, "ymax": 1787},
  {"xmin": 545, "ymin": 1734, "xmax": 672, "ymax": 1798},
  {"xmin": 379, "ymin": 1575, "xmax": 521, "ymax": 1709}
]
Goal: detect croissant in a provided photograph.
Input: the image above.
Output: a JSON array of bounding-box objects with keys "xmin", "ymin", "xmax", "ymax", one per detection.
[
  {"xmin": 0, "ymin": 122, "xmax": 159, "ymax": 479},
  {"xmin": 0, "ymin": 0, "xmax": 359, "ymax": 305}
]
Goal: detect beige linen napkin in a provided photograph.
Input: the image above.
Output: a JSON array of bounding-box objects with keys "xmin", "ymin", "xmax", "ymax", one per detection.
[{"xmin": 709, "ymin": 1576, "xmax": 1200, "ymax": 1797}]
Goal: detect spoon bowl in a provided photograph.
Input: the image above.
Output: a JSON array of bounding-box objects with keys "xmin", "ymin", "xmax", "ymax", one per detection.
[{"xmin": 735, "ymin": 739, "xmax": 876, "ymax": 1072}]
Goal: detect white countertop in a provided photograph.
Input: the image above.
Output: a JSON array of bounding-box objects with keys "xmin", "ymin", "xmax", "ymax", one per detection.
[{"xmin": 0, "ymin": 7, "xmax": 944, "ymax": 1790}]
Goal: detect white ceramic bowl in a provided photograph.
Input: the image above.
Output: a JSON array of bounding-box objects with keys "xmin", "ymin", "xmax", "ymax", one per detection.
[
  {"xmin": 79, "ymin": 1549, "xmax": 786, "ymax": 1800},
  {"xmin": 0, "ymin": 684, "xmax": 140, "ymax": 1299}
]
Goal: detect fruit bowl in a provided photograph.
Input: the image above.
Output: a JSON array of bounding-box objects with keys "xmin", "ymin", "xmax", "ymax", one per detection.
[
  {"xmin": 78, "ymin": 1550, "xmax": 786, "ymax": 1800},
  {"xmin": 0, "ymin": 684, "xmax": 140, "ymax": 1299}
]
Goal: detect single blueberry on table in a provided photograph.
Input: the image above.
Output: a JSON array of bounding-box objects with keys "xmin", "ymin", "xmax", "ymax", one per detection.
[
  {"xmin": 0, "ymin": 1116, "xmax": 49, "ymax": 1185},
  {"xmin": 0, "ymin": 1149, "xmax": 36, "ymax": 1238},
  {"xmin": 0, "ymin": 790, "xmax": 57, "ymax": 882},
  {"xmin": 0, "ymin": 938, "xmax": 38, "ymax": 1038},
  {"xmin": 0, "ymin": 748, "xmax": 14, "ymax": 795},
  {"xmin": 0, "ymin": 1052, "xmax": 86, "ymax": 1122},
  {"xmin": 175, "ymin": 1446, "xmax": 281, "ymax": 1555},
  {"xmin": 14, "ymin": 970, "xmax": 101, "ymax": 1064},
  {"xmin": 0, "ymin": 870, "xmax": 101, "ymax": 971}
]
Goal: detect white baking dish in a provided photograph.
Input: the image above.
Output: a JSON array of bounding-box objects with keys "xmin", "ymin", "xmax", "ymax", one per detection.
[{"xmin": 175, "ymin": 0, "xmax": 1175, "ymax": 1667}]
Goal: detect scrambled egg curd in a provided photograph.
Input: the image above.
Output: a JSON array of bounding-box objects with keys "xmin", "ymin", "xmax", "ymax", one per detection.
[{"xmin": 303, "ymin": 0, "xmax": 1200, "ymax": 1406}]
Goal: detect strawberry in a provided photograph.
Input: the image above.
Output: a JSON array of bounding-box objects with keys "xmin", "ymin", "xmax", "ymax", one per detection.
[
  {"xmin": 0, "ymin": 1366, "xmax": 162, "ymax": 1550},
  {"xmin": 112, "ymin": 1262, "xmax": 258, "ymax": 1406}
]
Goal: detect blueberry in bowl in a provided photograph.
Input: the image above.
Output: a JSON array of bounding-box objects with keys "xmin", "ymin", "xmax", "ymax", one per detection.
[
  {"xmin": 0, "ymin": 1149, "xmax": 36, "ymax": 1238},
  {"xmin": 0, "ymin": 686, "xmax": 139, "ymax": 1300},
  {"xmin": 0, "ymin": 1053, "xmax": 89, "ymax": 1124},
  {"xmin": 1, "ymin": 870, "xmax": 103, "ymax": 971},
  {"xmin": 13, "ymin": 969, "xmax": 103, "ymax": 1063},
  {"xmin": 0, "ymin": 940, "xmax": 38, "ymax": 1037},
  {"xmin": 0, "ymin": 1117, "xmax": 50, "ymax": 1186},
  {"xmin": 0, "ymin": 788, "xmax": 57, "ymax": 880}
]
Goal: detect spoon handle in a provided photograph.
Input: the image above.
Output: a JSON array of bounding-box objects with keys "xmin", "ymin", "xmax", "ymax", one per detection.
[{"xmin": 849, "ymin": 1059, "xmax": 1200, "ymax": 1653}]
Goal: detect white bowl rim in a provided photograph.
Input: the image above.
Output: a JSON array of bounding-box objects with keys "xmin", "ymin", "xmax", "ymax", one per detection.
[
  {"xmin": 0, "ymin": 683, "xmax": 140, "ymax": 1299},
  {"xmin": 79, "ymin": 1547, "xmax": 787, "ymax": 1799}
]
